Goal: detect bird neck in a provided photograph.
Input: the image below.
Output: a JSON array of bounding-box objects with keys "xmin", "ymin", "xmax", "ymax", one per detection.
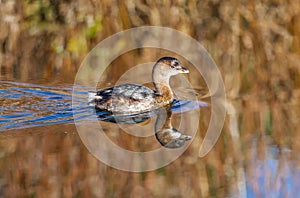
[
  {"xmin": 153, "ymin": 81, "xmax": 174, "ymax": 105},
  {"xmin": 152, "ymin": 65, "xmax": 174, "ymax": 104}
]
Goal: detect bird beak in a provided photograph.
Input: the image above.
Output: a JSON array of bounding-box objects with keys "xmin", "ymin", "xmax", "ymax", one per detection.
[{"xmin": 178, "ymin": 66, "xmax": 189, "ymax": 73}]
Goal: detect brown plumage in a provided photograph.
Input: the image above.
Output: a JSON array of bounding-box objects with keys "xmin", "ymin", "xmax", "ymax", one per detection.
[{"xmin": 88, "ymin": 57, "xmax": 189, "ymax": 114}]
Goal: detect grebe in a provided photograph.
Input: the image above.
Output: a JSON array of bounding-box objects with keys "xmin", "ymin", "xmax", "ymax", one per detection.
[{"xmin": 88, "ymin": 57, "xmax": 189, "ymax": 114}]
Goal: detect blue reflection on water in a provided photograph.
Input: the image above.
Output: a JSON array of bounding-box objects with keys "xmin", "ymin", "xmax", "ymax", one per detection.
[
  {"xmin": 0, "ymin": 81, "xmax": 207, "ymax": 131},
  {"xmin": 0, "ymin": 81, "xmax": 83, "ymax": 130},
  {"xmin": 245, "ymin": 144, "xmax": 299, "ymax": 198}
]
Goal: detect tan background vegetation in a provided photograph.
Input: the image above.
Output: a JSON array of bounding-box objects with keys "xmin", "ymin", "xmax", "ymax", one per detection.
[{"xmin": 0, "ymin": 0, "xmax": 300, "ymax": 197}]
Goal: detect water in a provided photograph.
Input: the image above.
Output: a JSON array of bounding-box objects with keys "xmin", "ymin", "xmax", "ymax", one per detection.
[
  {"xmin": 0, "ymin": 81, "xmax": 74, "ymax": 130},
  {"xmin": 0, "ymin": 81, "xmax": 209, "ymax": 152},
  {"xmin": 0, "ymin": 80, "xmax": 299, "ymax": 197},
  {"xmin": 0, "ymin": 81, "xmax": 207, "ymax": 131}
]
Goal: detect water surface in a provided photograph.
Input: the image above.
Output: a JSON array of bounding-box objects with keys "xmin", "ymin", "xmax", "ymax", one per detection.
[{"xmin": 0, "ymin": 80, "xmax": 299, "ymax": 197}]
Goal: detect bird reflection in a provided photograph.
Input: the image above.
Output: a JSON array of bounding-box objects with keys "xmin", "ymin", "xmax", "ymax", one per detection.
[
  {"xmin": 154, "ymin": 108, "xmax": 192, "ymax": 148},
  {"xmin": 97, "ymin": 107, "xmax": 192, "ymax": 149}
]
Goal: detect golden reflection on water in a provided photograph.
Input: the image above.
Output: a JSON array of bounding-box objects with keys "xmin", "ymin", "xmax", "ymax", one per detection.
[
  {"xmin": 1, "ymin": 91, "xmax": 299, "ymax": 197},
  {"xmin": 1, "ymin": 51, "xmax": 300, "ymax": 196},
  {"xmin": 1, "ymin": 57, "xmax": 300, "ymax": 196},
  {"xmin": 1, "ymin": 0, "xmax": 300, "ymax": 196}
]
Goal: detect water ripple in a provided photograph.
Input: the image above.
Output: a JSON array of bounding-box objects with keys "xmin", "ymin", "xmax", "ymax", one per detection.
[{"xmin": 0, "ymin": 81, "xmax": 208, "ymax": 131}]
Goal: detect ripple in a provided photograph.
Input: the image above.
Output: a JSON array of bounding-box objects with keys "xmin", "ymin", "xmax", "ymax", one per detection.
[{"xmin": 0, "ymin": 81, "xmax": 208, "ymax": 131}]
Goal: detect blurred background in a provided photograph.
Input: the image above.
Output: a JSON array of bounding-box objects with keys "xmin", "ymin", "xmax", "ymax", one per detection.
[{"xmin": 0, "ymin": 0, "xmax": 300, "ymax": 197}]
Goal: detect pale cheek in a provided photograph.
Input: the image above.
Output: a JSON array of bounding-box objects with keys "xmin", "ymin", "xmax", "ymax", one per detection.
[{"xmin": 169, "ymin": 70, "xmax": 179, "ymax": 76}]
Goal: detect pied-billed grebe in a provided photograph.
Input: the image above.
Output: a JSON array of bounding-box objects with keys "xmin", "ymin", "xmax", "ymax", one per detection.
[{"xmin": 88, "ymin": 57, "xmax": 189, "ymax": 114}]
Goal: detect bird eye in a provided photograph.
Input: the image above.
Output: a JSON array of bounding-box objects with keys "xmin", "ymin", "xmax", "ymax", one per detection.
[{"xmin": 171, "ymin": 60, "xmax": 179, "ymax": 68}]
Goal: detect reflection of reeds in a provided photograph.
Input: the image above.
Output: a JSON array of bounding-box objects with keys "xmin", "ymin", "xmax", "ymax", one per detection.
[{"xmin": 0, "ymin": 0, "xmax": 300, "ymax": 197}]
